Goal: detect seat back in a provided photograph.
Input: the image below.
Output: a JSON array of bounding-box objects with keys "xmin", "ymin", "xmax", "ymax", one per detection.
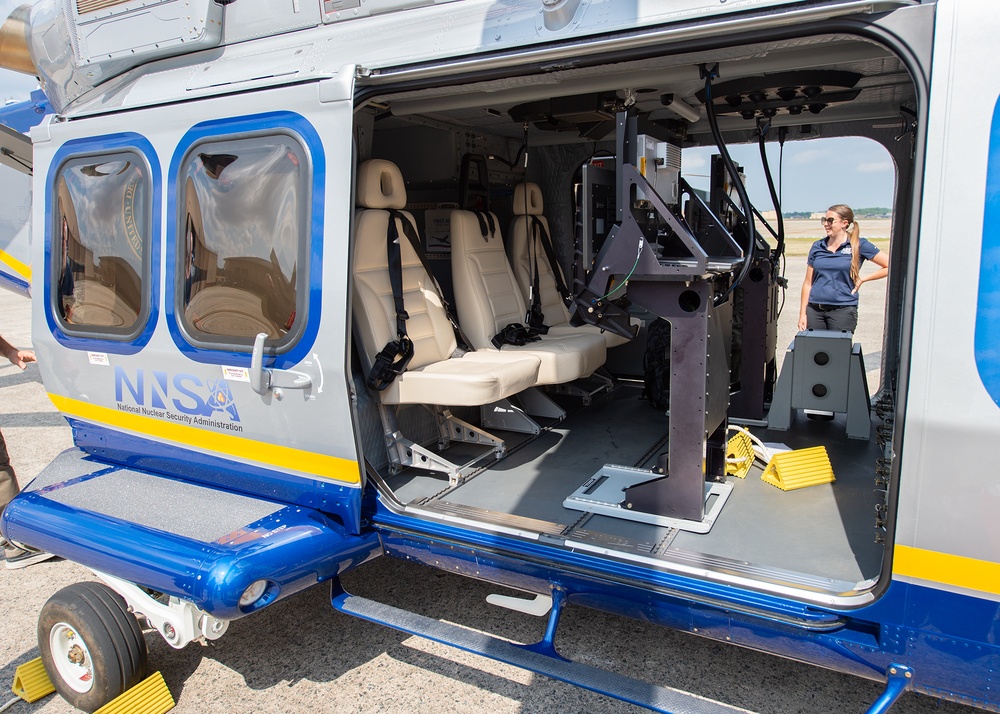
[
  {"xmin": 353, "ymin": 159, "xmax": 457, "ymax": 371},
  {"xmin": 451, "ymin": 209, "xmax": 528, "ymax": 349},
  {"xmin": 510, "ymin": 182, "xmax": 572, "ymax": 328}
]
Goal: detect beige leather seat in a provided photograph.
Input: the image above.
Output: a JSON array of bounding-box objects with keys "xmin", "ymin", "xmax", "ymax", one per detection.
[
  {"xmin": 353, "ymin": 160, "xmax": 540, "ymax": 405},
  {"xmin": 451, "ymin": 208, "xmax": 606, "ymax": 384},
  {"xmin": 509, "ymin": 182, "xmax": 632, "ymax": 348}
]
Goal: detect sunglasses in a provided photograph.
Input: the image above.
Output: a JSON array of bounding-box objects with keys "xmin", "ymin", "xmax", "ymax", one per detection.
[{"xmin": 820, "ymin": 217, "xmax": 839, "ymax": 225}]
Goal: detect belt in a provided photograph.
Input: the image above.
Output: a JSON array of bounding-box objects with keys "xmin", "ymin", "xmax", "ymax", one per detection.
[{"xmin": 808, "ymin": 302, "xmax": 851, "ymax": 312}]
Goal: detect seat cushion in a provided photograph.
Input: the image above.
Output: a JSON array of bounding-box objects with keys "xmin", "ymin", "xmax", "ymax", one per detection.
[
  {"xmin": 378, "ymin": 352, "xmax": 541, "ymax": 406},
  {"xmin": 491, "ymin": 332, "xmax": 606, "ymax": 385},
  {"xmin": 546, "ymin": 322, "xmax": 634, "ymax": 349}
]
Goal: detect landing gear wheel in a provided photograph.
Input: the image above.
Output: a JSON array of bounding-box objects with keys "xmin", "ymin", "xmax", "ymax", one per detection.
[{"xmin": 38, "ymin": 582, "xmax": 148, "ymax": 713}]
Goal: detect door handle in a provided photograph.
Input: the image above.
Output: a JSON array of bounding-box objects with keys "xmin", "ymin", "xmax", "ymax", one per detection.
[{"xmin": 250, "ymin": 332, "xmax": 312, "ymax": 395}]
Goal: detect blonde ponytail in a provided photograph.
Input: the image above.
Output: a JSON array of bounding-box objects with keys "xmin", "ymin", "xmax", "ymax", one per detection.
[{"xmin": 849, "ymin": 221, "xmax": 861, "ymax": 286}]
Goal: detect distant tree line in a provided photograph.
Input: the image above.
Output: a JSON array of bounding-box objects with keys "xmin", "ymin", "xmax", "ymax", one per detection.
[
  {"xmin": 782, "ymin": 208, "xmax": 892, "ymax": 219},
  {"xmin": 853, "ymin": 207, "xmax": 893, "ymax": 218}
]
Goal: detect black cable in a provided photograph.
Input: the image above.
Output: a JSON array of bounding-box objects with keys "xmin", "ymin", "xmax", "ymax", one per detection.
[
  {"xmin": 777, "ymin": 126, "xmax": 787, "ymax": 317},
  {"xmin": 758, "ymin": 122, "xmax": 789, "ymax": 319},
  {"xmin": 757, "ymin": 122, "xmax": 785, "ymax": 259},
  {"xmin": 702, "ymin": 68, "xmax": 755, "ymax": 306},
  {"xmin": 487, "ymin": 143, "xmax": 526, "ymax": 169},
  {"xmin": 778, "ymin": 126, "xmax": 786, "ymax": 211}
]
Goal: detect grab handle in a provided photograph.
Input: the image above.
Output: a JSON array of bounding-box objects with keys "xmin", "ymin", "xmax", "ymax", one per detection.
[{"xmin": 251, "ymin": 332, "xmax": 312, "ymax": 395}]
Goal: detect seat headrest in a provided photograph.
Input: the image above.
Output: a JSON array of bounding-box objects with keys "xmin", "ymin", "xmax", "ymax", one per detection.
[
  {"xmin": 357, "ymin": 159, "xmax": 407, "ymax": 210},
  {"xmin": 512, "ymin": 183, "xmax": 544, "ymax": 216}
]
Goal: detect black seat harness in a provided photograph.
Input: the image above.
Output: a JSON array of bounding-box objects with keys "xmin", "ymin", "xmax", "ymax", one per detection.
[
  {"xmin": 367, "ymin": 210, "xmax": 473, "ymax": 391},
  {"xmin": 473, "ymin": 210, "xmax": 497, "ymax": 241},
  {"xmin": 466, "ymin": 209, "xmax": 545, "ymax": 349},
  {"xmin": 491, "ymin": 322, "xmax": 542, "ymax": 350},
  {"xmin": 525, "ymin": 215, "xmax": 570, "ymax": 333}
]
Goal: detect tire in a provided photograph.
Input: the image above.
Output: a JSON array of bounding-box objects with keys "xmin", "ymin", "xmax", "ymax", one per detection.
[{"xmin": 38, "ymin": 581, "xmax": 149, "ymax": 713}]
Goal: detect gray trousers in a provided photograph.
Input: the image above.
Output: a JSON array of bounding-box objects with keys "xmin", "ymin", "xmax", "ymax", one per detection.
[{"xmin": 806, "ymin": 304, "xmax": 859, "ymax": 332}]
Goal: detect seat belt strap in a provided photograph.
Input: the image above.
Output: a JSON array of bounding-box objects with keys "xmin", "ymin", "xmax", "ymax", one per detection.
[
  {"xmin": 526, "ymin": 239, "xmax": 547, "ymax": 333},
  {"xmin": 367, "ymin": 212, "xmax": 415, "ymax": 391},
  {"xmin": 531, "ymin": 216, "xmax": 570, "ymax": 301},
  {"xmin": 386, "ymin": 212, "xmax": 409, "ymax": 336},
  {"xmin": 389, "ymin": 209, "xmax": 475, "ymax": 352},
  {"xmin": 473, "ymin": 210, "xmax": 496, "ymax": 242}
]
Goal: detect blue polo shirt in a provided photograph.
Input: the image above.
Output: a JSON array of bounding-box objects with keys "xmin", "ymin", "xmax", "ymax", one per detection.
[{"xmin": 807, "ymin": 237, "xmax": 880, "ymax": 306}]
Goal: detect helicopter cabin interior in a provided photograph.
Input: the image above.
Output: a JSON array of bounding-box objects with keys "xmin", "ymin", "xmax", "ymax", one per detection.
[{"xmin": 347, "ymin": 25, "xmax": 916, "ymax": 605}]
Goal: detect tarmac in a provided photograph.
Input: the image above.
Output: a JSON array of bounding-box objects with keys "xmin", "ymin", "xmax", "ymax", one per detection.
[{"xmin": 0, "ymin": 257, "xmax": 980, "ymax": 714}]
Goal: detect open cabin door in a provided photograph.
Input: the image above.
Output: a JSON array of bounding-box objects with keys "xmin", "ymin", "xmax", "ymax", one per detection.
[
  {"xmin": 32, "ymin": 69, "xmax": 366, "ymax": 531},
  {"xmin": 0, "ymin": 121, "xmax": 35, "ymax": 296}
]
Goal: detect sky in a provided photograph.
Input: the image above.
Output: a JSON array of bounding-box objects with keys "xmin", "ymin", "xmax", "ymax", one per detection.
[
  {"xmin": 683, "ymin": 139, "xmax": 895, "ymax": 215},
  {"xmin": 0, "ymin": 0, "xmax": 896, "ymax": 215},
  {"xmin": 0, "ymin": 70, "xmax": 37, "ymax": 105}
]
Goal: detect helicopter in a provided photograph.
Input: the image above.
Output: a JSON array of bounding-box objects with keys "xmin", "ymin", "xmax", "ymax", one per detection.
[{"xmin": 0, "ymin": 1, "xmax": 997, "ymax": 712}]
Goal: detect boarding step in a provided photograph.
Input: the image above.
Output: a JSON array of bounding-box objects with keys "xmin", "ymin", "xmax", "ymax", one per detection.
[
  {"xmin": 4, "ymin": 449, "xmax": 381, "ymax": 620},
  {"xmin": 331, "ymin": 584, "xmax": 754, "ymax": 714}
]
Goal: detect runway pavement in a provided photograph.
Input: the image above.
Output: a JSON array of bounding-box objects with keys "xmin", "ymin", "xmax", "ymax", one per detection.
[{"xmin": 0, "ymin": 262, "xmax": 979, "ymax": 714}]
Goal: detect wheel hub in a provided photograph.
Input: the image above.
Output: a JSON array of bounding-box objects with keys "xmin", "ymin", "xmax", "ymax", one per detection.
[{"xmin": 49, "ymin": 622, "xmax": 95, "ymax": 693}]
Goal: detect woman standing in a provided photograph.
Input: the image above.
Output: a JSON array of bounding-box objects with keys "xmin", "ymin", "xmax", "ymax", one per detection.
[
  {"xmin": 0, "ymin": 334, "xmax": 53, "ymax": 569},
  {"xmin": 798, "ymin": 204, "xmax": 890, "ymax": 332}
]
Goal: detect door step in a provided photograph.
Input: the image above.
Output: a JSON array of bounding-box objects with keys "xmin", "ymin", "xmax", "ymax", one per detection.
[{"xmin": 331, "ymin": 582, "xmax": 754, "ymax": 714}]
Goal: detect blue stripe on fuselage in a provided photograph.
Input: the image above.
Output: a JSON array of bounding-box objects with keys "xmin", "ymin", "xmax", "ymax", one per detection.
[{"xmin": 975, "ymin": 96, "xmax": 1000, "ymax": 402}]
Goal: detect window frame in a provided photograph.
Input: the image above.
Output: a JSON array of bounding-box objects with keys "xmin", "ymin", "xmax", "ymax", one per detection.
[
  {"xmin": 164, "ymin": 112, "xmax": 325, "ymax": 370},
  {"xmin": 174, "ymin": 133, "xmax": 310, "ymax": 354},
  {"xmin": 44, "ymin": 133, "xmax": 161, "ymax": 354}
]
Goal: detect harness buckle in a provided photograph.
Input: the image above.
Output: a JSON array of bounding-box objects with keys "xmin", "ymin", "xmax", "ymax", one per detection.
[
  {"xmin": 526, "ymin": 303, "xmax": 549, "ymax": 334},
  {"xmin": 491, "ymin": 323, "xmax": 542, "ymax": 349},
  {"xmin": 367, "ymin": 336, "xmax": 414, "ymax": 391}
]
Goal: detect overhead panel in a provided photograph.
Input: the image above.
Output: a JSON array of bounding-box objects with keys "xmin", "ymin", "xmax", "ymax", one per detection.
[{"xmin": 69, "ymin": 0, "xmax": 223, "ymax": 66}]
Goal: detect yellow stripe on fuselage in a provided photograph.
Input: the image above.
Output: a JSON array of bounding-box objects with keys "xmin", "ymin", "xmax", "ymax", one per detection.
[
  {"xmin": 894, "ymin": 544, "xmax": 1000, "ymax": 596},
  {"xmin": 0, "ymin": 248, "xmax": 31, "ymax": 282},
  {"xmin": 49, "ymin": 393, "xmax": 360, "ymax": 485}
]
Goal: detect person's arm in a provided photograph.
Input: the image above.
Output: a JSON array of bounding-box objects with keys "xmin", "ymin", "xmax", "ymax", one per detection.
[
  {"xmin": 852, "ymin": 250, "xmax": 889, "ymax": 294},
  {"xmin": 798, "ymin": 264, "xmax": 814, "ymax": 331},
  {"xmin": 0, "ymin": 335, "xmax": 36, "ymax": 370}
]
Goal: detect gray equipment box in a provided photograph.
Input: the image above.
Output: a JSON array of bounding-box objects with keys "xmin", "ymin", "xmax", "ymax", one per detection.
[{"xmin": 768, "ymin": 331, "xmax": 871, "ymax": 440}]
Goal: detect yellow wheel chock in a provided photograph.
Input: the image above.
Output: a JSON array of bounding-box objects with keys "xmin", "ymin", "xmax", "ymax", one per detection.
[
  {"xmin": 11, "ymin": 657, "xmax": 55, "ymax": 703},
  {"xmin": 9, "ymin": 661, "xmax": 173, "ymax": 713},
  {"xmin": 725, "ymin": 428, "xmax": 756, "ymax": 479},
  {"xmin": 761, "ymin": 445, "xmax": 835, "ymax": 491},
  {"xmin": 95, "ymin": 671, "xmax": 175, "ymax": 714}
]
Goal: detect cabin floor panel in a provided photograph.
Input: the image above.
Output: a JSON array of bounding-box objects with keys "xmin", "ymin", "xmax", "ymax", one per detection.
[
  {"xmin": 438, "ymin": 391, "xmax": 668, "ymax": 523},
  {"xmin": 669, "ymin": 411, "xmax": 885, "ymax": 584},
  {"xmin": 382, "ymin": 386, "xmax": 886, "ymax": 592}
]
